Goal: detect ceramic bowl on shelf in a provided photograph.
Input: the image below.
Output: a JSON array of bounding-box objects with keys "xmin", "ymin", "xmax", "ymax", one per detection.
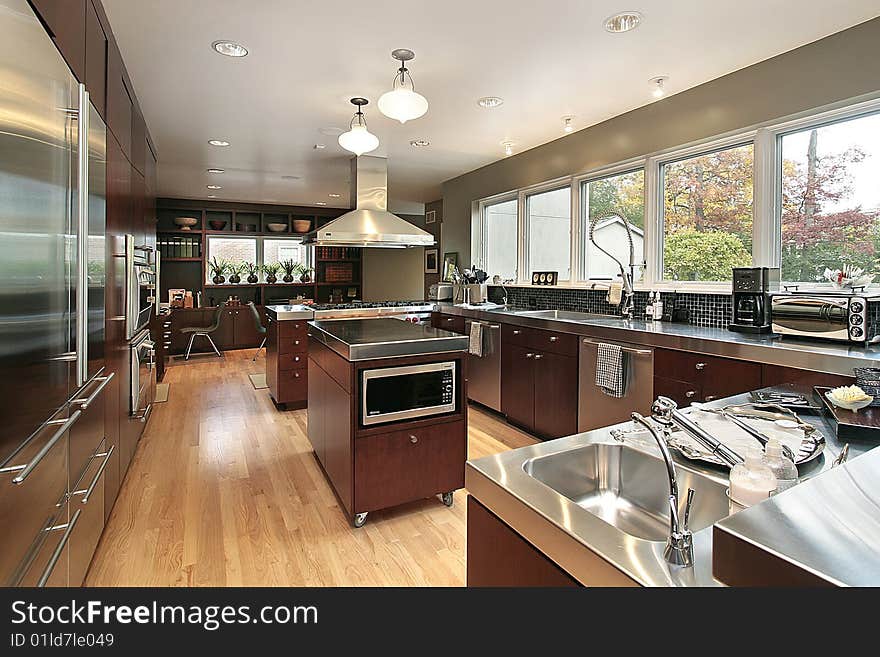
[
  {"xmin": 292, "ymin": 219, "xmax": 311, "ymax": 233},
  {"xmin": 208, "ymin": 220, "xmax": 226, "ymax": 231},
  {"xmin": 174, "ymin": 216, "xmax": 198, "ymax": 230},
  {"xmin": 266, "ymin": 223, "xmax": 287, "ymax": 232}
]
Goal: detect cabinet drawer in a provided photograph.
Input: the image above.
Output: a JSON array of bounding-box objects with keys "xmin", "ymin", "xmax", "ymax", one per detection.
[
  {"xmin": 278, "ymin": 368, "xmax": 308, "ymax": 402},
  {"xmin": 279, "ymin": 334, "xmax": 308, "ymax": 355},
  {"xmin": 434, "ymin": 314, "xmax": 465, "ymax": 334},
  {"xmin": 527, "ymin": 329, "xmax": 577, "ymax": 357},
  {"xmin": 280, "ymin": 320, "xmax": 309, "ymax": 338},
  {"xmin": 69, "ymin": 439, "xmax": 109, "ymax": 587},
  {"xmin": 279, "ymin": 352, "xmax": 306, "ymax": 370},
  {"xmin": 654, "ymin": 348, "xmax": 706, "ymax": 384},
  {"xmin": 654, "ymin": 376, "xmax": 701, "ymax": 407},
  {"xmin": 354, "ymin": 420, "xmax": 465, "ymax": 513},
  {"xmin": 502, "ymin": 323, "xmax": 531, "ymax": 347}
]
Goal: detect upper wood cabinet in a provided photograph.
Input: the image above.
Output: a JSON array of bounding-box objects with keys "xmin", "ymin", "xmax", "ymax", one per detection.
[
  {"xmin": 106, "ymin": 40, "xmax": 132, "ymax": 159},
  {"xmin": 131, "ymin": 107, "xmax": 146, "ymax": 174},
  {"xmin": 84, "ymin": 0, "xmax": 107, "ymax": 117},
  {"xmin": 29, "ymin": 0, "xmax": 86, "ymax": 81}
]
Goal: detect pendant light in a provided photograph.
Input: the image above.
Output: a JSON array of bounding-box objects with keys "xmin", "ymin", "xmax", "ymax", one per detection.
[
  {"xmin": 338, "ymin": 98, "xmax": 379, "ymax": 156},
  {"xmin": 377, "ymin": 49, "xmax": 428, "ymax": 124}
]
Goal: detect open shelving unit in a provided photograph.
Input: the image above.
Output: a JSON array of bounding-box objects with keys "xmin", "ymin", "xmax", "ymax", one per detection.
[{"xmin": 156, "ymin": 198, "xmax": 363, "ymax": 308}]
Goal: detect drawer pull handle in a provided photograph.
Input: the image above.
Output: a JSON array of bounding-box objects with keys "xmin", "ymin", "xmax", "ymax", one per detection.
[
  {"xmin": 73, "ymin": 372, "xmax": 115, "ymax": 411},
  {"xmin": 695, "ymin": 362, "xmax": 706, "ymax": 371},
  {"xmin": 74, "ymin": 444, "xmax": 115, "ymax": 505},
  {"xmin": 685, "ymin": 390, "xmax": 696, "ymax": 398},
  {"xmin": 294, "ymin": 373, "xmax": 300, "ymax": 378},
  {"xmin": 705, "ymin": 395, "xmax": 717, "ymax": 402},
  {"xmin": 409, "ymin": 435, "xmax": 418, "ymax": 444},
  {"xmin": 525, "ymin": 352, "xmax": 534, "ymax": 359},
  {"xmin": 294, "ymin": 340, "xmax": 300, "ymax": 345},
  {"xmin": 2, "ymin": 410, "xmax": 82, "ymax": 484},
  {"xmin": 37, "ymin": 508, "xmax": 82, "ymax": 587},
  {"xmin": 549, "ymin": 336, "xmax": 558, "ymax": 342},
  {"xmin": 534, "ymin": 354, "xmax": 544, "ymax": 360},
  {"xmin": 513, "ymin": 329, "xmax": 522, "ymax": 335}
]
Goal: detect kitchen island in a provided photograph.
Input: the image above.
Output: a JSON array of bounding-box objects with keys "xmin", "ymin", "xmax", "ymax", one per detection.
[{"xmin": 307, "ymin": 318, "xmax": 469, "ymax": 527}]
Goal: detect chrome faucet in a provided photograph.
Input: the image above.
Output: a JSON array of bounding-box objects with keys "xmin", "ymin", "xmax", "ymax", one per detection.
[
  {"xmin": 631, "ymin": 412, "xmax": 695, "ymax": 567},
  {"xmin": 589, "ymin": 210, "xmax": 640, "ymax": 320}
]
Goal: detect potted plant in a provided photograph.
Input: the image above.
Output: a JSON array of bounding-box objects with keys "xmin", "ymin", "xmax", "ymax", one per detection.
[
  {"xmin": 295, "ymin": 263, "xmax": 314, "ymax": 284},
  {"xmin": 280, "ymin": 259, "xmax": 297, "ymax": 283},
  {"xmin": 228, "ymin": 262, "xmax": 245, "ymax": 284},
  {"xmin": 209, "ymin": 257, "xmax": 228, "ymax": 284},
  {"xmin": 262, "ymin": 262, "xmax": 281, "ymax": 284},
  {"xmin": 245, "ymin": 262, "xmax": 259, "ymax": 284}
]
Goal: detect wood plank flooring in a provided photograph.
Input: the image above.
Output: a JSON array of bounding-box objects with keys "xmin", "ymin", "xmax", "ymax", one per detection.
[{"xmin": 85, "ymin": 349, "xmax": 538, "ymax": 586}]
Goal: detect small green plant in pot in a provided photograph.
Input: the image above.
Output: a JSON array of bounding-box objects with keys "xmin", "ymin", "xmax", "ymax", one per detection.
[
  {"xmin": 245, "ymin": 262, "xmax": 259, "ymax": 284},
  {"xmin": 209, "ymin": 257, "xmax": 229, "ymax": 284},
  {"xmin": 228, "ymin": 262, "xmax": 245, "ymax": 284},
  {"xmin": 280, "ymin": 259, "xmax": 297, "ymax": 283},
  {"xmin": 262, "ymin": 262, "xmax": 281, "ymax": 284},
  {"xmin": 294, "ymin": 263, "xmax": 314, "ymax": 283}
]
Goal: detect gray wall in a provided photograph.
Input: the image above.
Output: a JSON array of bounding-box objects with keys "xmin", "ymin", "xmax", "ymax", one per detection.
[
  {"xmin": 360, "ymin": 212, "xmax": 433, "ymax": 301},
  {"xmin": 441, "ymin": 17, "xmax": 880, "ymax": 269}
]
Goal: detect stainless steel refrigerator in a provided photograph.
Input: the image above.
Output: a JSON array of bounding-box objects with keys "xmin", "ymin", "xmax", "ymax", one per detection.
[{"xmin": 0, "ymin": 0, "xmax": 112, "ymax": 586}]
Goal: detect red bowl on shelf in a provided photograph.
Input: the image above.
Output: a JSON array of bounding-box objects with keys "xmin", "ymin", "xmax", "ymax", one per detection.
[{"xmin": 209, "ymin": 220, "xmax": 226, "ymax": 230}]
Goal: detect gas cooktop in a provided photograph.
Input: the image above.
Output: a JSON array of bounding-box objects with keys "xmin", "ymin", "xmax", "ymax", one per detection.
[{"xmin": 310, "ymin": 301, "xmax": 431, "ymax": 311}]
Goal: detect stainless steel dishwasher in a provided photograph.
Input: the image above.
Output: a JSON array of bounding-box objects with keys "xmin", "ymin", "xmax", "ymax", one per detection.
[
  {"xmin": 464, "ymin": 318, "xmax": 502, "ymax": 412},
  {"xmin": 578, "ymin": 337, "xmax": 654, "ymax": 432}
]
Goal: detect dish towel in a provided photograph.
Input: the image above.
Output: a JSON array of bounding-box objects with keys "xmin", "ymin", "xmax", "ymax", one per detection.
[
  {"xmin": 595, "ymin": 343, "xmax": 626, "ymax": 398},
  {"xmin": 607, "ymin": 281, "xmax": 623, "ymax": 306},
  {"xmin": 469, "ymin": 321, "xmax": 483, "ymax": 357}
]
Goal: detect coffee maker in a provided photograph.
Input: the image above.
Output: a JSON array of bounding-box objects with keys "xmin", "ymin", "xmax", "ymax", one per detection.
[{"xmin": 729, "ymin": 267, "xmax": 779, "ymax": 334}]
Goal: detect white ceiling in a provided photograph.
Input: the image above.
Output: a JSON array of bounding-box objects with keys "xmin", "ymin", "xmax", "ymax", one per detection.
[{"xmin": 104, "ymin": 0, "xmax": 879, "ymax": 209}]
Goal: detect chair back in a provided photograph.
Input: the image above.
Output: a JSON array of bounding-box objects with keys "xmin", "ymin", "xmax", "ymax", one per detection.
[
  {"xmin": 247, "ymin": 302, "xmax": 266, "ymax": 334},
  {"xmin": 206, "ymin": 306, "xmax": 225, "ymax": 332}
]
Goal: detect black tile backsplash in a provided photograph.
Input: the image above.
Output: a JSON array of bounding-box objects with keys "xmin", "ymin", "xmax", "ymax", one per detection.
[{"xmin": 488, "ymin": 285, "xmax": 733, "ymax": 328}]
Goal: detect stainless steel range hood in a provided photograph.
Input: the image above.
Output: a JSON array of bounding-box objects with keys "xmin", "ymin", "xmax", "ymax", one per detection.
[{"xmin": 303, "ymin": 155, "xmax": 435, "ymax": 248}]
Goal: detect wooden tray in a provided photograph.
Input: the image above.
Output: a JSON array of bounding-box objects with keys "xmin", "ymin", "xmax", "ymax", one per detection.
[{"xmin": 815, "ymin": 386, "xmax": 880, "ymax": 442}]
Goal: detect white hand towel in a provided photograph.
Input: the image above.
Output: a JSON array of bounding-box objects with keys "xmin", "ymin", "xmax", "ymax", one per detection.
[
  {"xmin": 607, "ymin": 281, "xmax": 623, "ymax": 306},
  {"xmin": 469, "ymin": 321, "xmax": 483, "ymax": 357}
]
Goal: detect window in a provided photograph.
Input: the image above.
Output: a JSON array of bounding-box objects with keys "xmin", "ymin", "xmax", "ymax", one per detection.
[
  {"xmin": 481, "ymin": 198, "xmax": 518, "ymax": 281},
  {"xmin": 206, "ymin": 236, "xmax": 307, "ymax": 283},
  {"xmin": 659, "ymin": 143, "xmax": 754, "ymax": 282},
  {"xmin": 779, "ymin": 111, "xmax": 880, "ymax": 283},
  {"xmin": 526, "ymin": 186, "xmax": 571, "ymax": 280},
  {"xmin": 581, "ymin": 169, "xmax": 645, "ymax": 280}
]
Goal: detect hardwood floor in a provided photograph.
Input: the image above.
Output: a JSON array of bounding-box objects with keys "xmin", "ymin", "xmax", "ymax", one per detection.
[{"xmin": 85, "ymin": 349, "xmax": 538, "ymax": 586}]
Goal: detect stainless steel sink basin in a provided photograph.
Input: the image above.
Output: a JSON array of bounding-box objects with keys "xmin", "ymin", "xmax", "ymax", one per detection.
[
  {"xmin": 512, "ymin": 309, "xmax": 610, "ymax": 321},
  {"xmin": 523, "ymin": 443, "xmax": 730, "ymax": 542}
]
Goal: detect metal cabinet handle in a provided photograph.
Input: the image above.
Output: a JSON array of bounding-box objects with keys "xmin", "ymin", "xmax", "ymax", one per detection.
[
  {"xmin": 704, "ymin": 395, "xmax": 717, "ymax": 402},
  {"xmin": 445, "ymin": 318, "xmax": 454, "ymax": 322},
  {"xmin": 73, "ymin": 372, "xmax": 114, "ymax": 410},
  {"xmin": 487, "ymin": 324, "xmax": 501, "ymax": 330},
  {"xmin": 294, "ymin": 372, "xmax": 300, "ymax": 378},
  {"xmin": 525, "ymin": 353, "xmax": 534, "ymax": 359},
  {"xmin": 513, "ymin": 329, "xmax": 522, "ymax": 335},
  {"xmin": 685, "ymin": 391, "xmax": 696, "ymax": 399},
  {"xmin": 549, "ymin": 336, "xmax": 558, "ymax": 342},
  {"xmin": 134, "ymin": 403, "xmax": 153, "ymax": 423},
  {"xmin": 37, "ymin": 508, "xmax": 82, "ymax": 587},
  {"xmin": 73, "ymin": 445, "xmax": 114, "ymax": 504},
  {"xmin": 294, "ymin": 340, "xmax": 300, "ymax": 345},
  {"xmin": 409, "ymin": 435, "xmax": 418, "ymax": 444},
  {"xmin": 2, "ymin": 410, "xmax": 82, "ymax": 484},
  {"xmin": 534, "ymin": 354, "xmax": 544, "ymax": 360},
  {"xmin": 695, "ymin": 362, "xmax": 706, "ymax": 370},
  {"xmin": 581, "ymin": 338, "xmax": 653, "ymax": 356},
  {"xmin": 293, "ymin": 356, "xmax": 301, "ymax": 362}
]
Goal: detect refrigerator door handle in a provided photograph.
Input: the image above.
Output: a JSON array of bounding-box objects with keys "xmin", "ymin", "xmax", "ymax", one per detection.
[
  {"xmin": 1, "ymin": 410, "xmax": 82, "ymax": 484},
  {"xmin": 75, "ymin": 84, "xmax": 89, "ymax": 387},
  {"xmin": 72, "ymin": 372, "xmax": 114, "ymax": 411}
]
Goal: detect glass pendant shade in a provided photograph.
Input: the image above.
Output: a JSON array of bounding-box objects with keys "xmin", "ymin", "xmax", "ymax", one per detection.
[
  {"xmin": 338, "ymin": 123, "xmax": 379, "ymax": 156},
  {"xmin": 378, "ymin": 86, "xmax": 428, "ymax": 123}
]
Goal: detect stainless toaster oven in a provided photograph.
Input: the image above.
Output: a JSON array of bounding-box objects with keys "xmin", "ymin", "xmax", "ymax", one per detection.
[{"xmin": 770, "ymin": 293, "xmax": 879, "ymax": 344}]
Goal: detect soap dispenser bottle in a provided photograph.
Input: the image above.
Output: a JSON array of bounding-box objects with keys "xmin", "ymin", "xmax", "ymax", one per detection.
[
  {"xmin": 729, "ymin": 447, "xmax": 777, "ymax": 509},
  {"xmin": 762, "ymin": 438, "xmax": 798, "ymax": 493}
]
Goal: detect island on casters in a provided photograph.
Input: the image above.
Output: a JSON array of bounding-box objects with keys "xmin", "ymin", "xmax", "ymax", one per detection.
[{"xmin": 307, "ymin": 317, "xmax": 469, "ymax": 527}]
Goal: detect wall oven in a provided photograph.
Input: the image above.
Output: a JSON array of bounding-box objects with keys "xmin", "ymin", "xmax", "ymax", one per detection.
[
  {"xmin": 770, "ymin": 293, "xmax": 878, "ymax": 344},
  {"xmin": 130, "ymin": 330, "xmax": 155, "ymax": 422},
  {"xmin": 125, "ymin": 234, "xmax": 155, "ymax": 340},
  {"xmin": 361, "ymin": 361, "xmax": 457, "ymax": 426}
]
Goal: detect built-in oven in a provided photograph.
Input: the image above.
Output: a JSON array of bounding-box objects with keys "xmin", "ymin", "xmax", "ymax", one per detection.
[
  {"xmin": 361, "ymin": 361, "xmax": 456, "ymax": 426},
  {"xmin": 770, "ymin": 293, "xmax": 877, "ymax": 344},
  {"xmin": 125, "ymin": 234, "xmax": 156, "ymax": 340},
  {"xmin": 130, "ymin": 330, "xmax": 155, "ymax": 423}
]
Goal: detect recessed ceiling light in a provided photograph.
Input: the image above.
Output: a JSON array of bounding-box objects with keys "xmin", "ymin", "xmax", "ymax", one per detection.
[
  {"xmin": 206, "ymin": 184, "xmax": 222, "ymax": 190},
  {"xmin": 314, "ymin": 143, "xmax": 326, "ymax": 150},
  {"xmin": 206, "ymin": 168, "xmax": 225, "ymax": 174},
  {"xmin": 501, "ymin": 140, "xmax": 515, "ymax": 156},
  {"xmin": 562, "ymin": 116, "xmax": 574, "ymax": 133},
  {"xmin": 650, "ymin": 75, "xmax": 668, "ymax": 98},
  {"xmin": 604, "ymin": 11, "xmax": 642, "ymax": 33},
  {"xmin": 410, "ymin": 139, "xmax": 430, "ymax": 148},
  {"xmin": 478, "ymin": 96, "xmax": 504, "ymax": 109},
  {"xmin": 315, "ymin": 201, "xmax": 327, "ymax": 206},
  {"xmin": 328, "ymin": 193, "xmax": 341, "ymax": 198},
  {"xmin": 212, "ymin": 40, "xmax": 248, "ymax": 57},
  {"xmin": 208, "ymin": 139, "xmax": 230, "ymax": 147}
]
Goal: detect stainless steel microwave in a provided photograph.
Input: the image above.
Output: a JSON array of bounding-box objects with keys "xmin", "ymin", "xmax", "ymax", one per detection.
[
  {"xmin": 361, "ymin": 361, "xmax": 456, "ymax": 426},
  {"xmin": 770, "ymin": 293, "xmax": 878, "ymax": 344}
]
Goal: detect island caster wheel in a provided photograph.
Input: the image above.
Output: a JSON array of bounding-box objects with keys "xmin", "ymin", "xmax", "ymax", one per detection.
[
  {"xmin": 441, "ymin": 492, "xmax": 454, "ymax": 507},
  {"xmin": 353, "ymin": 512, "xmax": 368, "ymax": 528}
]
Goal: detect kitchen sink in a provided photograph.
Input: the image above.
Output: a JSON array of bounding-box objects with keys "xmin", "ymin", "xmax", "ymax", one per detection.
[
  {"xmin": 523, "ymin": 443, "xmax": 731, "ymax": 542},
  {"xmin": 512, "ymin": 309, "xmax": 610, "ymax": 321}
]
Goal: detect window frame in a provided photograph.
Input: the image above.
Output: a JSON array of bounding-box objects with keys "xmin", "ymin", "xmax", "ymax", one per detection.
[
  {"xmin": 520, "ymin": 177, "xmax": 575, "ymax": 283},
  {"xmin": 475, "ymin": 192, "xmax": 520, "ymax": 282},
  {"xmin": 205, "ymin": 234, "xmax": 310, "ymax": 285}
]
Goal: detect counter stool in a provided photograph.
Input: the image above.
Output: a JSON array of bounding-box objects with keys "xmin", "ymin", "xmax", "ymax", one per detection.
[
  {"xmin": 248, "ymin": 302, "xmax": 267, "ymax": 361},
  {"xmin": 181, "ymin": 307, "xmax": 223, "ymax": 360}
]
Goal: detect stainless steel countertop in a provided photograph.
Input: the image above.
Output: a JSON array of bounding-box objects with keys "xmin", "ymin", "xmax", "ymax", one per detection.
[
  {"xmin": 308, "ymin": 318, "xmax": 469, "ymax": 361},
  {"xmin": 265, "ymin": 304, "xmax": 314, "ymax": 321},
  {"xmin": 435, "ymin": 302, "xmax": 880, "ymax": 376},
  {"xmin": 465, "ymin": 392, "xmax": 872, "ymax": 587}
]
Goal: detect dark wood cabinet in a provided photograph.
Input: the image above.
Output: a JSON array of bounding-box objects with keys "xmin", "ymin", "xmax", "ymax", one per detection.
[
  {"xmin": 654, "ymin": 348, "xmax": 761, "ymax": 404},
  {"xmin": 131, "ymin": 108, "xmax": 146, "ymax": 175},
  {"xmin": 84, "ymin": 0, "xmax": 106, "ymax": 117},
  {"xmin": 501, "ymin": 325, "xmax": 578, "ymax": 439},
  {"xmin": 467, "ymin": 497, "xmax": 580, "ymax": 587},
  {"xmin": 431, "ymin": 312, "xmax": 465, "ymax": 334},
  {"xmin": 29, "ymin": 0, "xmax": 86, "ymax": 81},
  {"xmin": 106, "ymin": 40, "xmax": 131, "ymax": 158},
  {"xmin": 266, "ymin": 317, "xmax": 308, "ymax": 409},
  {"xmin": 760, "ymin": 364, "xmax": 852, "ymax": 389}
]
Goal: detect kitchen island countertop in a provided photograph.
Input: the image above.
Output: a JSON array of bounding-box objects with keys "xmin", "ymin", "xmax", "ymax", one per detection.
[{"xmin": 308, "ymin": 317, "xmax": 469, "ymax": 361}]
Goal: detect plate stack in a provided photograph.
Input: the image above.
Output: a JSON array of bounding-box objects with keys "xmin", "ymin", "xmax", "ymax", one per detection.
[{"xmin": 854, "ymin": 368, "xmax": 880, "ymax": 406}]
